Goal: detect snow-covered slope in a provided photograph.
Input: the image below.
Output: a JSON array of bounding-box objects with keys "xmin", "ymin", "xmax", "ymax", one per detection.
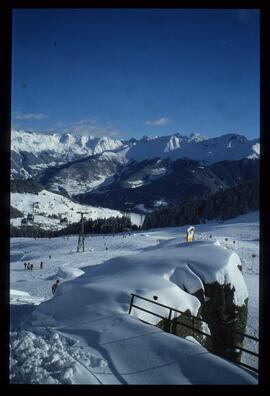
[
  {"xmin": 10, "ymin": 212, "xmax": 259, "ymax": 384},
  {"xmin": 39, "ymin": 150, "xmax": 128, "ymax": 196},
  {"xmin": 11, "ymin": 189, "xmax": 123, "ymax": 230}
]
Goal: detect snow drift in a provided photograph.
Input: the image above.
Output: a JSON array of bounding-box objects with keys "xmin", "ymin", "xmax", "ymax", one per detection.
[
  {"xmin": 33, "ymin": 240, "xmax": 247, "ymax": 324},
  {"xmin": 28, "ymin": 239, "xmax": 254, "ymax": 384}
]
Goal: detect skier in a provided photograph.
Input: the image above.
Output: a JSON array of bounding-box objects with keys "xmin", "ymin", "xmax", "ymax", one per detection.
[
  {"xmin": 49, "ymin": 255, "xmax": 51, "ymax": 260},
  {"xmin": 24, "ymin": 262, "xmax": 27, "ymax": 270},
  {"xmin": 27, "ymin": 262, "xmax": 30, "ymax": 270},
  {"xmin": 52, "ymin": 280, "xmax": 60, "ymax": 295},
  {"xmin": 30, "ymin": 263, "xmax": 33, "ymax": 271},
  {"xmin": 40, "ymin": 261, "xmax": 44, "ymax": 270}
]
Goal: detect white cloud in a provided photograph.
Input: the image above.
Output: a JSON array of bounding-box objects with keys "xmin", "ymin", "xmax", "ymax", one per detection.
[
  {"xmin": 145, "ymin": 117, "xmax": 170, "ymax": 126},
  {"xmin": 13, "ymin": 114, "xmax": 127, "ymax": 139},
  {"xmin": 15, "ymin": 113, "xmax": 48, "ymax": 120},
  {"xmin": 58, "ymin": 118, "xmax": 125, "ymax": 139}
]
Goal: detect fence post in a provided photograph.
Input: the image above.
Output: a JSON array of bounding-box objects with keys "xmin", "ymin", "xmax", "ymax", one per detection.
[
  {"xmin": 129, "ymin": 294, "xmax": 135, "ymax": 315},
  {"xmin": 167, "ymin": 308, "xmax": 172, "ymax": 333}
]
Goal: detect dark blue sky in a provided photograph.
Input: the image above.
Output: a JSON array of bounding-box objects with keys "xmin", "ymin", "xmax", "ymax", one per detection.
[{"xmin": 12, "ymin": 8, "xmax": 260, "ymax": 139}]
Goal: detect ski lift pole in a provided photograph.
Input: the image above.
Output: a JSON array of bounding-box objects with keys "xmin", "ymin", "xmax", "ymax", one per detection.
[{"xmin": 77, "ymin": 212, "xmax": 88, "ymax": 252}]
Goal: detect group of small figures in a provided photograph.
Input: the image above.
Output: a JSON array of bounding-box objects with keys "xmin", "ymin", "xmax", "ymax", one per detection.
[{"xmin": 24, "ymin": 261, "xmax": 44, "ymax": 270}]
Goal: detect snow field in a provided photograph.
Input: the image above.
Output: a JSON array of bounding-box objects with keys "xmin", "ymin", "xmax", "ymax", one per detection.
[{"xmin": 10, "ymin": 211, "xmax": 259, "ymax": 384}]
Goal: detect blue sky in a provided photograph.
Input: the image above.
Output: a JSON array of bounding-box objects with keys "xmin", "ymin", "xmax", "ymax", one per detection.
[{"xmin": 11, "ymin": 8, "xmax": 260, "ymax": 139}]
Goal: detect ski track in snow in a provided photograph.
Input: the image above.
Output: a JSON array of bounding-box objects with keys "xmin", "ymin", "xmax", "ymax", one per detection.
[{"xmin": 10, "ymin": 212, "xmax": 259, "ymax": 384}]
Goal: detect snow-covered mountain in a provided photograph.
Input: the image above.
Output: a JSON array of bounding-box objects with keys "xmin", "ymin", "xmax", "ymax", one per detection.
[
  {"xmin": 37, "ymin": 150, "xmax": 128, "ymax": 196},
  {"xmin": 11, "ymin": 129, "xmax": 259, "ymax": 180},
  {"xmin": 125, "ymin": 132, "xmax": 259, "ymax": 164},
  {"xmin": 11, "ymin": 129, "xmax": 123, "ymax": 157},
  {"xmin": 11, "ymin": 129, "xmax": 260, "ymax": 213},
  {"xmin": 11, "ymin": 129, "xmax": 124, "ymax": 179}
]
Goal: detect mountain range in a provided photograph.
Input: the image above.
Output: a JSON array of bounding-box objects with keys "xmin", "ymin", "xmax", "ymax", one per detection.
[{"xmin": 11, "ymin": 129, "xmax": 260, "ymax": 213}]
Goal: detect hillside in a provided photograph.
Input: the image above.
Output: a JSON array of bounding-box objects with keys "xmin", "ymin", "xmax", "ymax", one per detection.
[
  {"xmin": 76, "ymin": 158, "xmax": 259, "ymax": 211},
  {"xmin": 10, "ymin": 189, "xmax": 123, "ymax": 231}
]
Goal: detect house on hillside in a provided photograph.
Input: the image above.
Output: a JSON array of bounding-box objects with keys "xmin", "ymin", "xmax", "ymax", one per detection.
[
  {"xmin": 33, "ymin": 202, "xmax": 40, "ymax": 209},
  {"xmin": 27, "ymin": 213, "xmax": 34, "ymax": 222}
]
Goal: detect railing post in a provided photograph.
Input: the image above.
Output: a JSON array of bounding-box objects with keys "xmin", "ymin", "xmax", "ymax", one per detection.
[
  {"xmin": 129, "ymin": 294, "xmax": 135, "ymax": 315},
  {"xmin": 168, "ymin": 308, "xmax": 172, "ymax": 321},
  {"xmin": 167, "ymin": 308, "xmax": 172, "ymax": 333}
]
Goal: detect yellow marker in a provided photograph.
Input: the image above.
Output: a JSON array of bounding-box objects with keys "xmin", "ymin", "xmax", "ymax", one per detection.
[{"xmin": 186, "ymin": 226, "xmax": 195, "ymax": 242}]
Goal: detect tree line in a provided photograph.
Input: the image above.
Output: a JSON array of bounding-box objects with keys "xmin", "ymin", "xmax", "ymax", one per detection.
[
  {"xmin": 56, "ymin": 215, "xmax": 136, "ymax": 236},
  {"xmin": 11, "ymin": 178, "xmax": 43, "ymax": 194},
  {"xmin": 142, "ymin": 178, "xmax": 259, "ymax": 229},
  {"xmin": 11, "ymin": 215, "xmax": 137, "ymax": 238}
]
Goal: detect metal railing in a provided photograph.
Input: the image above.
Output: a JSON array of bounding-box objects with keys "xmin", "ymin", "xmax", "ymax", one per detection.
[{"xmin": 128, "ymin": 293, "xmax": 259, "ymax": 373}]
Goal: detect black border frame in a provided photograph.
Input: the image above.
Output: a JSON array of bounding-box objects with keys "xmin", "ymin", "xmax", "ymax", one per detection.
[{"xmin": 1, "ymin": 0, "xmax": 269, "ymax": 392}]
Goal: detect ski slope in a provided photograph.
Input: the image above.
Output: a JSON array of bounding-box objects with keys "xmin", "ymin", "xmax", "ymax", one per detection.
[
  {"xmin": 10, "ymin": 211, "xmax": 259, "ymax": 384},
  {"xmin": 11, "ymin": 189, "xmax": 123, "ymax": 230}
]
